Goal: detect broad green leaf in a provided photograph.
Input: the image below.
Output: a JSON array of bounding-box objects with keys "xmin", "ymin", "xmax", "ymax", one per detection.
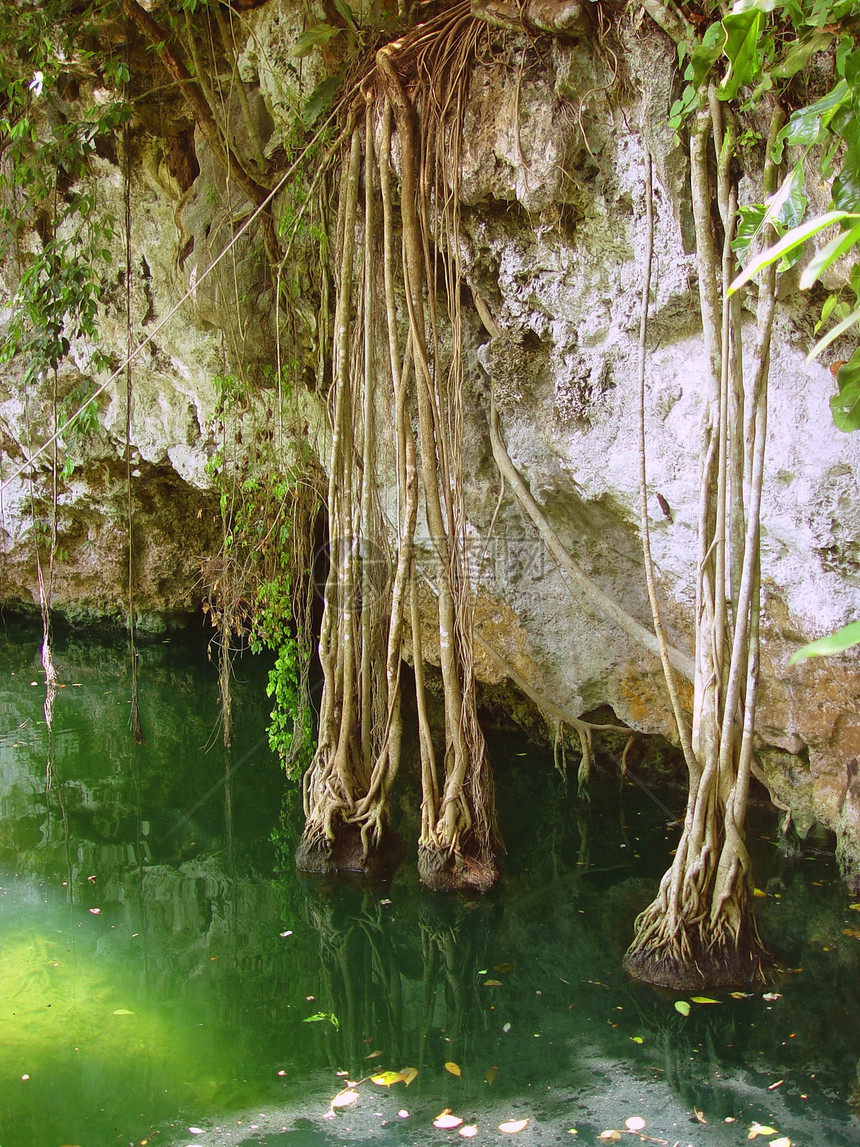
[
  {"xmin": 729, "ymin": 211, "xmax": 860, "ymax": 295},
  {"xmin": 807, "ymin": 302, "xmax": 860, "ymax": 360},
  {"xmin": 690, "ymin": 22, "xmax": 726, "ymax": 90},
  {"xmin": 833, "ymin": 126, "xmax": 860, "ymax": 213},
  {"xmin": 674, "ymin": 1000, "xmax": 691, "ymax": 1016},
  {"xmin": 291, "ymin": 25, "xmax": 341, "ymax": 58},
  {"xmin": 732, "ymin": 163, "xmax": 806, "ymax": 265},
  {"xmin": 799, "ymin": 221, "xmax": 860, "ymax": 290},
  {"xmin": 301, "ymin": 75, "xmax": 343, "ymax": 129},
  {"xmin": 691, "ymin": 996, "xmax": 720, "ymax": 1004},
  {"xmin": 772, "ymin": 31, "xmax": 833, "ymax": 80},
  {"xmin": 773, "ymin": 80, "xmax": 850, "ymax": 162},
  {"xmin": 718, "ymin": 10, "xmax": 763, "ymax": 101},
  {"xmin": 833, "ymin": 352, "xmax": 860, "ymax": 432},
  {"xmin": 788, "ymin": 619, "xmax": 860, "ymax": 664}
]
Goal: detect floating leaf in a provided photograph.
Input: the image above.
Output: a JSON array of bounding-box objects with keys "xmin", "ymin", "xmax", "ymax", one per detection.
[
  {"xmin": 598, "ymin": 1133, "xmax": 622, "ymax": 1142},
  {"xmin": 400, "ymin": 1067, "xmax": 419, "ymax": 1086},
  {"xmin": 445, "ymin": 1061, "xmax": 462, "ymax": 1077},
  {"xmin": 753, "ymin": 888, "xmax": 767, "ymax": 898},
  {"xmin": 484, "ymin": 979, "xmax": 503, "ymax": 987},
  {"xmin": 485, "ymin": 1066, "xmax": 499, "ymax": 1084},
  {"xmin": 625, "ymin": 1117, "xmax": 646, "ymax": 1132},
  {"xmin": 748, "ymin": 1123, "xmax": 778, "ymax": 1139},
  {"xmin": 365, "ymin": 1049, "xmax": 383, "ymax": 1059},
  {"xmin": 398, "ymin": 1109, "xmax": 409, "ymax": 1118},
  {"xmin": 495, "ymin": 962, "xmax": 516, "ymax": 973},
  {"xmin": 691, "ymin": 996, "xmax": 720, "ymax": 1005},
  {"xmin": 770, "ymin": 1139, "xmax": 791, "ymax": 1147},
  {"xmin": 731, "ymin": 991, "xmax": 753, "ymax": 999},
  {"xmin": 762, "ymin": 992, "xmax": 782, "ymax": 1001},
  {"xmin": 460, "ymin": 1126, "xmax": 478, "ymax": 1138},
  {"xmin": 499, "ymin": 1118, "xmax": 529, "ymax": 1133},
  {"xmin": 630, "ymin": 1036, "xmax": 644, "ymax": 1044},
  {"xmin": 330, "ymin": 1089, "xmax": 359, "ymax": 1109},
  {"xmin": 189, "ymin": 1131, "xmax": 206, "ymax": 1137},
  {"xmin": 371, "ymin": 1071, "xmax": 406, "ymax": 1087},
  {"xmin": 674, "ymin": 1000, "xmax": 691, "ymax": 1016},
  {"xmin": 434, "ymin": 1111, "xmax": 464, "ymax": 1129},
  {"xmin": 849, "ymin": 904, "xmax": 860, "ymax": 911},
  {"xmin": 112, "ymin": 1008, "xmax": 134, "ymax": 1015},
  {"xmin": 842, "ymin": 927, "xmax": 860, "ymax": 938}
]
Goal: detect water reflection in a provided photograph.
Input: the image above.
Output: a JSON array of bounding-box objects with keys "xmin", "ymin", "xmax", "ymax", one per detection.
[{"xmin": 0, "ymin": 622, "xmax": 858, "ymax": 1147}]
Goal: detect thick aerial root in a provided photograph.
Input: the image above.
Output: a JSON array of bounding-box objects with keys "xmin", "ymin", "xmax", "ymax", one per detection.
[
  {"xmin": 624, "ymin": 898, "xmax": 767, "ymax": 990},
  {"xmin": 296, "ymin": 820, "xmax": 406, "ymax": 878},
  {"xmin": 418, "ymin": 841, "xmax": 500, "ymax": 893}
]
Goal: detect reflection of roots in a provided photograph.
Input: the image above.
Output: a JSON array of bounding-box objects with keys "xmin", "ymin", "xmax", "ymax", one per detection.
[
  {"xmin": 418, "ymin": 842, "xmax": 500, "ymax": 893},
  {"xmin": 296, "ymin": 821, "xmax": 406, "ymax": 877}
]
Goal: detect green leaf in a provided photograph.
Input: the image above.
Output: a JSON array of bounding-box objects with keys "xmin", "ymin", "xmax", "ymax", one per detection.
[
  {"xmin": 728, "ymin": 211, "xmax": 860, "ymax": 295},
  {"xmin": 771, "ymin": 31, "xmax": 833, "ymax": 81},
  {"xmin": 718, "ymin": 10, "xmax": 763, "ymax": 101},
  {"xmin": 301, "ymin": 75, "xmax": 342, "ymax": 129},
  {"xmin": 690, "ymin": 22, "xmax": 726, "ymax": 90},
  {"xmin": 773, "ymin": 80, "xmax": 851, "ymax": 162},
  {"xmin": 690, "ymin": 996, "xmax": 720, "ymax": 1004},
  {"xmin": 829, "ymin": 347, "xmax": 860, "ymax": 432},
  {"xmin": 291, "ymin": 24, "xmax": 341, "ymax": 58},
  {"xmin": 674, "ymin": 1000, "xmax": 691, "ymax": 1016},
  {"xmin": 799, "ymin": 221, "xmax": 860, "ymax": 290},
  {"xmin": 807, "ymin": 302, "xmax": 860, "ymax": 360},
  {"xmin": 332, "ymin": 0, "xmax": 356, "ymax": 33},
  {"xmin": 788, "ymin": 620, "xmax": 860, "ymax": 664}
]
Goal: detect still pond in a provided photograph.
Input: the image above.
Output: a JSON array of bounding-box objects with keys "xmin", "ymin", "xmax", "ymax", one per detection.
[{"xmin": 0, "ymin": 621, "xmax": 858, "ymax": 1147}]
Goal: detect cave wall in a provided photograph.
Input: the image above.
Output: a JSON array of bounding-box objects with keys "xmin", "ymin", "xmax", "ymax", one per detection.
[{"xmin": 0, "ymin": 0, "xmax": 858, "ymax": 882}]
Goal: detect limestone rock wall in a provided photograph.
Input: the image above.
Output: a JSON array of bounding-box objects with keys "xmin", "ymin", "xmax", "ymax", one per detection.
[{"xmin": 0, "ymin": 2, "xmax": 858, "ymax": 882}]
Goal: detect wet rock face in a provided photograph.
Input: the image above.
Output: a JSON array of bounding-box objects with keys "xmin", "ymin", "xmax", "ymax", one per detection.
[{"xmin": 0, "ymin": 8, "xmax": 858, "ymax": 879}]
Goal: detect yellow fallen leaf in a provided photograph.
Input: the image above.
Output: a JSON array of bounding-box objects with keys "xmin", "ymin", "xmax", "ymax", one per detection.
[
  {"xmin": 485, "ymin": 1065, "xmax": 499, "ymax": 1084},
  {"xmin": 445, "ymin": 1061, "xmax": 462, "ymax": 1077},
  {"xmin": 434, "ymin": 1112, "xmax": 463, "ymax": 1129},
  {"xmin": 365, "ymin": 1049, "xmax": 383, "ymax": 1059},
  {"xmin": 371, "ymin": 1071, "xmax": 406, "ymax": 1086},
  {"xmin": 674, "ymin": 1000, "xmax": 690, "ymax": 1016},
  {"xmin": 499, "ymin": 1118, "xmax": 529, "ymax": 1133},
  {"xmin": 753, "ymin": 888, "xmax": 767, "ymax": 898},
  {"xmin": 625, "ymin": 1116, "xmax": 646, "ymax": 1131},
  {"xmin": 598, "ymin": 1133, "xmax": 621, "ymax": 1142},
  {"xmin": 691, "ymin": 996, "xmax": 720, "ymax": 1004},
  {"xmin": 494, "ymin": 962, "xmax": 516, "ymax": 973},
  {"xmin": 400, "ymin": 1066, "xmax": 418, "ymax": 1086},
  {"xmin": 731, "ymin": 991, "xmax": 753, "ymax": 999},
  {"xmin": 330, "ymin": 1089, "xmax": 359, "ymax": 1109},
  {"xmin": 484, "ymin": 979, "xmax": 503, "ymax": 987},
  {"xmin": 630, "ymin": 1036, "xmax": 644, "ymax": 1044},
  {"xmin": 849, "ymin": 903, "xmax": 860, "ymax": 911},
  {"xmin": 747, "ymin": 1123, "xmax": 778, "ymax": 1139},
  {"xmin": 459, "ymin": 1126, "xmax": 478, "ymax": 1138},
  {"xmin": 770, "ymin": 1139, "xmax": 791, "ymax": 1147}
]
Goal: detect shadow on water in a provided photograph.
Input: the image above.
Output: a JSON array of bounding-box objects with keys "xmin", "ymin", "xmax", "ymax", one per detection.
[{"xmin": 0, "ymin": 620, "xmax": 857, "ymax": 1146}]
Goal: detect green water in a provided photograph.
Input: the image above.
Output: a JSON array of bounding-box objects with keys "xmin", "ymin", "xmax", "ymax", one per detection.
[{"xmin": 0, "ymin": 622, "xmax": 858, "ymax": 1147}]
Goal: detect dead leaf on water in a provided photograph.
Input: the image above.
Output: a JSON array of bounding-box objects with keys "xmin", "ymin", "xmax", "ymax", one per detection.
[
  {"xmin": 499, "ymin": 1118, "xmax": 529, "ymax": 1133},
  {"xmin": 691, "ymin": 996, "xmax": 720, "ymax": 1004},
  {"xmin": 849, "ymin": 903, "xmax": 860, "ymax": 911},
  {"xmin": 747, "ymin": 1122, "xmax": 778, "ymax": 1139},
  {"xmin": 762, "ymin": 992, "xmax": 782, "ymax": 1001},
  {"xmin": 770, "ymin": 1138, "xmax": 791, "ymax": 1147},
  {"xmin": 753, "ymin": 888, "xmax": 767, "ymax": 898},
  {"xmin": 625, "ymin": 1116, "xmax": 646, "ymax": 1132},
  {"xmin": 484, "ymin": 979, "xmax": 503, "ymax": 987},
  {"xmin": 674, "ymin": 1000, "xmax": 690, "ymax": 1016},
  {"xmin": 598, "ymin": 1132, "xmax": 621, "ymax": 1142},
  {"xmin": 459, "ymin": 1126, "xmax": 478, "ymax": 1138},
  {"xmin": 630, "ymin": 1036, "xmax": 644, "ymax": 1045},
  {"xmin": 445, "ymin": 1061, "xmax": 462, "ymax": 1077},
  {"xmin": 330, "ymin": 1089, "xmax": 359, "ymax": 1109},
  {"xmin": 364, "ymin": 1049, "xmax": 384, "ymax": 1059},
  {"xmin": 371, "ymin": 1071, "xmax": 406, "ymax": 1087},
  {"xmin": 731, "ymin": 991, "xmax": 753, "ymax": 999},
  {"xmin": 694, "ymin": 1109, "xmax": 707, "ymax": 1124},
  {"xmin": 494, "ymin": 962, "xmax": 516, "ymax": 973},
  {"xmin": 400, "ymin": 1067, "xmax": 419, "ymax": 1086},
  {"xmin": 434, "ymin": 1111, "xmax": 463, "ymax": 1129}
]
